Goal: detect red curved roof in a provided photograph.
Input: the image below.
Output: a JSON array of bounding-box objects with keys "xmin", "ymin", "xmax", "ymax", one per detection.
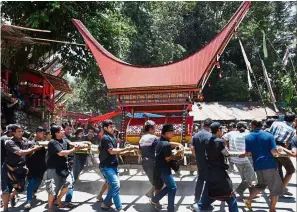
[{"xmin": 73, "ymin": 1, "xmax": 251, "ymax": 91}]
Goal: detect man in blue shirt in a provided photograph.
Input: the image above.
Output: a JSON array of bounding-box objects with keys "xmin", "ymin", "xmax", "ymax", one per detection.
[
  {"xmin": 190, "ymin": 118, "xmax": 213, "ymax": 203},
  {"xmin": 240, "ymin": 120, "xmax": 283, "ymax": 212}
]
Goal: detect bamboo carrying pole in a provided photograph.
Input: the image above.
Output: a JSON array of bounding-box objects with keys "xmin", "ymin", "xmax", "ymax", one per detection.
[
  {"xmin": 30, "ymin": 37, "xmax": 85, "ymax": 46},
  {"xmin": 6, "ymin": 24, "xmax": 51, "ymax": 33}
]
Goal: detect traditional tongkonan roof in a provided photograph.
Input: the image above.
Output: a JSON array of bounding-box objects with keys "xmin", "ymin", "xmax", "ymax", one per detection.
[{"xmin": 73, "ymin": 2, "xmax": 251, "ymax": 92}]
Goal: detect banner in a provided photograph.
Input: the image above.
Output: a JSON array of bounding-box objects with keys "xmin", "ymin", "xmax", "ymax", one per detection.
[
  {"xmin": 282, "ymin": 47, "xmax": 289, "ymax": 67},
  {"xmin": 261, "ymin": 59, "xmax": 279, "ymax": 112},
  {"xmin": 262, "ymin": 30, "xmax": 268, "ymax": 59},
  {"xmin": 239, "ymin": 39, "xmax": 253, "ymax": 89}
]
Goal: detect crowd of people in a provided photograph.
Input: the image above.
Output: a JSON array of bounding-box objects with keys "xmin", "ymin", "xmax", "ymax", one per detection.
[
  {"xmin": 0, "ymin": 113, "xmax": 296, "ymax": 212},
  {"xmin": 191, "ymin": 113, "xmax": 296, "ymax": 212}
]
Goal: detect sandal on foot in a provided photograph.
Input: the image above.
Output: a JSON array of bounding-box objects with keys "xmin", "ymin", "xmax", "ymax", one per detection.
[
  {"xmin": 244, "ymin": 199, "xmax": 252, "ymax": 210},
  {"xmin": 101, "ymin": 202, "xmax": 110, "ymax": 210}
]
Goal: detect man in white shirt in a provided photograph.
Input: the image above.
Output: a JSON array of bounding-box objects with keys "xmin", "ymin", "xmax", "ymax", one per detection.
[{"xmin": 223, "ymin": 122, "xmax": 256, "ymax": 199}]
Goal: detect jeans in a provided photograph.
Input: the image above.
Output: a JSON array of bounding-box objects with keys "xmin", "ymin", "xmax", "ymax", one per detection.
[
  {"xmin": 26, "ymin": 177, "xmax": 42, "ymax": 203},
  {"xmin": 65, "ymin": 171, "xmax": 74, "ymax": 202},
  {"xmin": 152, "ymin": 170, "xmax": 177, "ymax": 212},
  {"xmin": 100, "ymin": 167, "xmax": 122, "ymax": 210},
  {"xmin": 65, "ymin": 155, "xmax": 87, "ymax": 203},
  {"xmin": 198, "ymin": 182, "xmax": 239, "ymax": 212},
  {"xmin": 73, "ymin": 155, "xmax": 88, "ymax": 181},
  {"xmin": 195, "ymin": 169, "xmax": 206, "ymax": 201}
]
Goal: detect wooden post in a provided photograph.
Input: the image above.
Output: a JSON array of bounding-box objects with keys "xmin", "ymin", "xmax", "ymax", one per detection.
[
  {"xmin": 182, "ymin": 106, "xmax": 187, "ymax": 145},
  {"xmin": 120, "ymin": 107, "xmax": 126, "ymax": 148},
  {"xmin": 42, "ymin": 80, "xmax": 46, "ymax": 120}
]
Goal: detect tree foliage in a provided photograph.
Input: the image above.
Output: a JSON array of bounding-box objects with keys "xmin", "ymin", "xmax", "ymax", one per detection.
[{"xmin": 2, "ymin": 1, "xmax": 296, "ymax": 114}]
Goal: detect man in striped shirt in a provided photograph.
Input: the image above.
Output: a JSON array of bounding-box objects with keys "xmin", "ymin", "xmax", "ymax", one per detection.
[{"xmin": 269, "ymin": 113, "xmax": 296, "ymax": 196}]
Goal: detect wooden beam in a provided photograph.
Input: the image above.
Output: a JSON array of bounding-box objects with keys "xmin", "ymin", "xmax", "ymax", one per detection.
[
  {"xmin": 30, "ymin": 37, "xmax": 85, "ymax": 46},
  {"xmin": 107, "ymin": 88, "xmax": 201, "ymax": 96},
  {"xmin": 5, "ymin": 24, "xmax": 51, "ymax": 33}
]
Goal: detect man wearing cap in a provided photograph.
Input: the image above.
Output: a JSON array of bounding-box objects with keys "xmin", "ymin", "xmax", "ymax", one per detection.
[
  {"xmin": 24, "ymin": 126, "xmax": 47, "ymax": 209},
  {"xmin": 139, "ymin": 120, "xmax": 163, "ymax": 201},
  {"xmin": 197, "ymin": 122, "xmax": 239, "ymax": 212},
  {"xmin": 240, "ymin": 120, "xmax": 282, "ymax": 212},
  {"xmin": 269, "ymin": 113, "xmax": 296, "ymax": 196},
  {"xmin": 2, "ymin": 124, "xmax": 43, "ymax": 212},
  {"xmin": 223, "ymin": 122, "xmax": 256, "ymax": 199},
  {"xmin": 190, "ymin": 118, "xmax": 213, "ymax": 203},
  {"xmin": 150, "ymin": 124, "xmax": 179, "ymax": 212}
]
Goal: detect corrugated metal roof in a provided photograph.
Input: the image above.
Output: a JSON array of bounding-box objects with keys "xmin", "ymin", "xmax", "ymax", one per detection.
[{"xmin": 189, "ymin": 102, "xmax": 278, "ymax": 121}]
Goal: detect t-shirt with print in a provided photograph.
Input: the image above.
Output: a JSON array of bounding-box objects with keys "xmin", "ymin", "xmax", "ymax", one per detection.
[
  {"xmin": 245, "ymin": 130, "xmax": 277, "ymax": 171},
  {"xmin": 139, "ymin": 134, "xmax": 158, "ymax": 159},
  {"xmin": 4, "ymin": 137, "xmax": 30, "ymax": 167},
  {"xmin": 155, "ymin": 137, "xmax": 172, "ymax": 175},
  {"xmin": 99, "ymin": 132, "xmax": 118, "ymax": 168},
  {"xmin": 47, "ymin": 138, "xmax": 70, "ymax": 170},
  {"xmin": 223, "ymin": 131, "xmax": 249, "ymax": 164}
]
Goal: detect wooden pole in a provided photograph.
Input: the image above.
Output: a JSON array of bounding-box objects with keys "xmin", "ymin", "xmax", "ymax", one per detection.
[
  {"xmin": 4, "ymin": 24, "xmax": 51, "ymax": 33},
  {"xmin": 30, "ymin": 37, "xmax": 85, "ymax": 46}
]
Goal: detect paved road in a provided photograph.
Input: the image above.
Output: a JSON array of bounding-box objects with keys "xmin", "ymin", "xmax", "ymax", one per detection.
[{"xmin": 5, "ymin": 159, "xmax": 297, "ymax": 212}]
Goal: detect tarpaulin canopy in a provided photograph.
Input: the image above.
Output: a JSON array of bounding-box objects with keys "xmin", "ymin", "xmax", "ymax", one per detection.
[
  {"xmin": 126, "ymin": 113, "xmax": 165, "ymax": 118},
  {"xmin": 76, "ymin": 110, "xmax": 122, "ymax": 123},
  {"xmin": 72, "ymin": 1, "xmax": 251, "ymax": 91}
]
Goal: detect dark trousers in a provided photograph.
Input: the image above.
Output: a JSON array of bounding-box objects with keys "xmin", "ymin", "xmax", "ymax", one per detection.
[
  {"xmin": 198, "ymin": 182, "xmax": 239, "ymax": 212},
  {"xmin": 195, "ymin": 169, "xmax": 206, "ymax": 202}
]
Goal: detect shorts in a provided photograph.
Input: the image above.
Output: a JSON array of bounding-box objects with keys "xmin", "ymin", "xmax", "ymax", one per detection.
[
  {"xmin": 1, "ymin": 165, "xmax": 13, "ymax": 194},
  {"xmin": 255, "ymin": 168, "xmax": 283, "ymax": 196},
  {"xmin": 142, "ymin": 158, "xmax": 164, "ymax": 190},
  {"xmin": 276, "ymin": 157, "xmax": 295, "ymax": 175},
  {"xmin": 44, "ymin": 169, "xmax": 73, "ymax": 196}
]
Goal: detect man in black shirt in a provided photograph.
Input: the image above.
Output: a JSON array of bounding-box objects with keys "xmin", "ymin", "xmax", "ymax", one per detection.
[
  {"xmin": 99, "ymin": 120, "xmax": 134, "ymax": 212},
  {"xmin": 139, "ymin": 120, "xmax": 163, "ymax": 200},
  {"xmin": 2, "ymin": 124, "xmax": 43, "ymax": 212},
  {"xmin": 44, "ymin": 125, "xmax": 81, "ymax": 211},
  {"xmin": 191, "ymin": 118, "xmax": 213, "ymax": 203},
  {"xmin": 197, "ymin": 122, "xmax": 239, "ymax": 212},
  {"xmin": 150, "ymin": 124, "xmax": 179, "ymax": 212},
  {"xmin": 24, "ymin": 126, "xmax": 47, "ymax": 209},
  {"xmin": 62, "ymin": 123, "xmax": 76, "ymax": 205},
  {"xmin": 1, "ymin": 125, "xmax": 14, "ymax": 167}
]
